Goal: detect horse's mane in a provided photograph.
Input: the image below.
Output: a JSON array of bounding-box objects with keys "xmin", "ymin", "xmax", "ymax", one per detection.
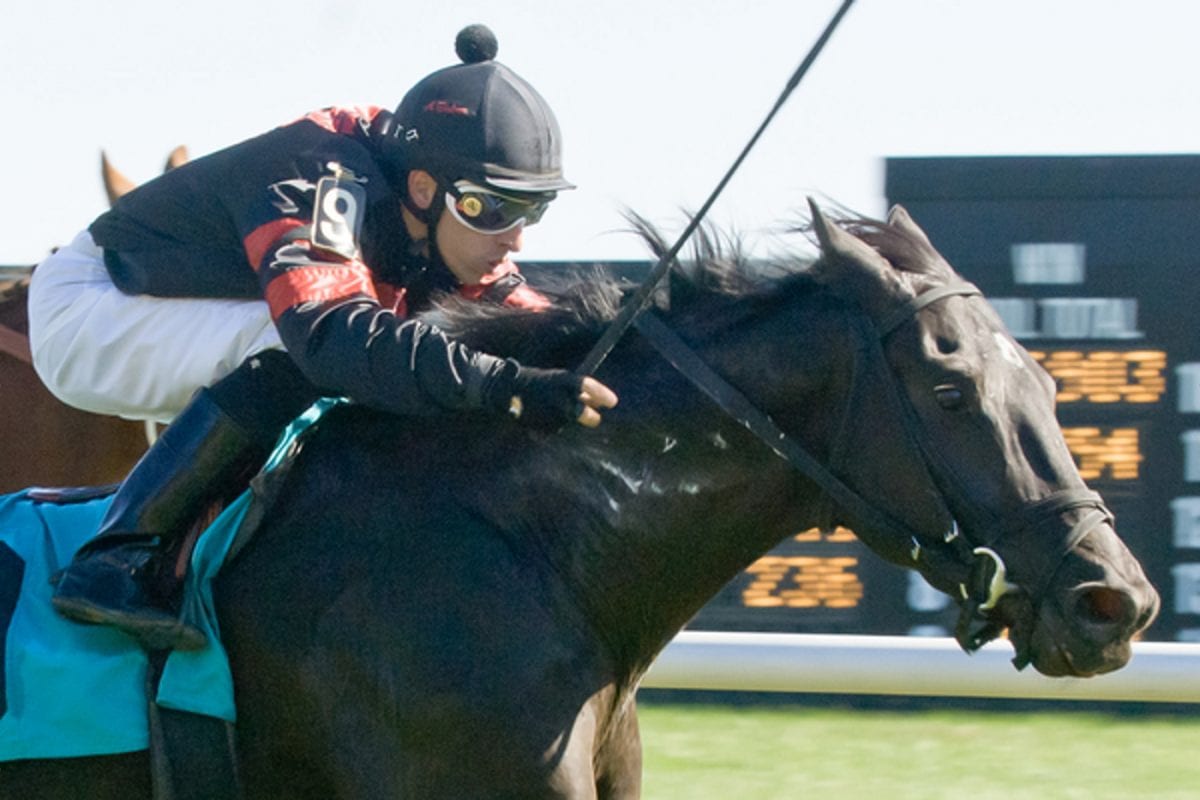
[
  {"xmin": 420, "ymin": 213, "xmax": 825, "ymax": 364},
  {"xmin": 418, "ymin": 207, "xmax": 943, "ymax": 369}
]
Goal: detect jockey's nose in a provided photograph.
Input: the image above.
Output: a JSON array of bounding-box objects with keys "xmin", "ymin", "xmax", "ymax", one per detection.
[{"xmin": 497, "ymin": 223, "xmax": 524, "ymax": 253}]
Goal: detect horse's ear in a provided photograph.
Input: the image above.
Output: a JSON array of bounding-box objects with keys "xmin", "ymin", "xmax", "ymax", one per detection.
[
  {"xmin": 165, "ymin": 145, "xmax": 189, "ymax": 172},
  {"xmin": 886, "ymin": 204, "xmax": 932, "ymax": 247},
  {"xmin": 100, "ymin": 151, "xmax": 136, "ymax": 207},
  {"xmin": 885, "ymin": 204, "xmax": 956, "ymax": 279},
  {"xmin": 807, "ymin": 198, "xmax": 911, "ymax": 315}
]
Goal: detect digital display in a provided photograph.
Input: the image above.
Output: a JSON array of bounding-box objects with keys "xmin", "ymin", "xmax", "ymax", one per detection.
[
  {"xmin": 1061, "ymin": 427, "xmax": 1143, "ymax": 481},
  {"xmin": 1035, "ymin": 348, "xmax": 1166, "ymax": 480},
  {"xmin": 1032, "ymin": 349, "xmax": 1166, "ymax": 404},
  {"xmin": 741, "ymin": 528, "xmax": 862, "ymax": 610}
]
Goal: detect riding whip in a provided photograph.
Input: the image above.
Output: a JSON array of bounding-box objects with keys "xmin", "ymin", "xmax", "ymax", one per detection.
[{"xmin": 576, "ymin": 0, "xmax": 857, "ymax": 376}]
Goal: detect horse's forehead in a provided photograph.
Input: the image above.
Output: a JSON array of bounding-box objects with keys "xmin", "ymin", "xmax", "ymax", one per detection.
[
  {"xmin": 991, "ymin": 331, "xmax": 1025, "ymax": 369},
  {"xmin": 916, "ymin": 296, "xmax": 1033, "ymax": 377}
]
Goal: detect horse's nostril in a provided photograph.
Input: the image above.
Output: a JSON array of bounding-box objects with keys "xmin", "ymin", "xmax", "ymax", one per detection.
[{"xmin": 1075, "ymin": 586, "xmax": 1130, "ymax": 627}]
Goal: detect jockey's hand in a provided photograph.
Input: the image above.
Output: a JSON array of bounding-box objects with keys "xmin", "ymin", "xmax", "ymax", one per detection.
[
  {"xmin": 488, "ymin": 363, "xmax": 618, "ymax": 431},
  {"xmin": 575, "ymin": 376, "xmax": 619, "ymax": 428}
]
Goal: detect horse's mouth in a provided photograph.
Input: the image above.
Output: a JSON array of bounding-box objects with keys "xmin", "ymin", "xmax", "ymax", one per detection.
[
  {"xmin": 1006, "ymin": 622, "xmax": 1090, "ymax": 677},
  {"xmin": 1025, "ymin": 641, "xmax": 1090, "ymax": 678},
  {"xmin": 1029, "ymin": 639, "xmax": 1132, "ymax": 678},
  {"xmin": 1001, "ymin": 595, "xmax": 1134, "ymax": 678}
]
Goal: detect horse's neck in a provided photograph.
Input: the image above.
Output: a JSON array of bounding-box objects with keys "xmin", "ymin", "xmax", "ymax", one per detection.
[
  {"xmin": 562, "ymin": 446, "xmax": 818, "ymax": 676},
  {"xmin": 523, "ymin": 314, "xmax": 849, "ymax": 678}
]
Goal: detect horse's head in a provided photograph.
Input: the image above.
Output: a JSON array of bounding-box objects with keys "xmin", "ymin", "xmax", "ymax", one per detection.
[{"xmin": 806, "ymin": 201, "xmax": 1159, "ymax": 677}]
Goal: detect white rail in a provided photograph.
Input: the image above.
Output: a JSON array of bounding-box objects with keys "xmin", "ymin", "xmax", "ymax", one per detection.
[{"xmin": 642, "ymin": 632, "xmax": 1200, "ymax": 703}]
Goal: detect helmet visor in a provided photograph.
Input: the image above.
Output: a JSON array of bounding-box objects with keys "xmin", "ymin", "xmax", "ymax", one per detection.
[{"xmin": 444, "ymin": 181, "xmax": 553, "ymax": 235}]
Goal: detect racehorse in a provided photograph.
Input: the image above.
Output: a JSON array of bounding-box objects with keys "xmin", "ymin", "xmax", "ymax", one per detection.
[
  {"xmin": 0, "ymin": 204, "xmax": 1160, "ymax": 798},
  {"xmin": 0, "ymin": 147, "xmax": 190, "ymax": 492},
  {"xmin": 0, "ymin": 277, "xmax": 147, "ymax": 491}
]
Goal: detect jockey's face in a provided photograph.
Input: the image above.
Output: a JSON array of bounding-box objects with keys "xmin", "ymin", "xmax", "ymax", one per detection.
[
  {"xmin": 404, "ymin": 170, "xmax": 526, "ymax": 285},
  {"xmin": 435, "ymin": 200, "xmax": 525, "ymax": 284}
]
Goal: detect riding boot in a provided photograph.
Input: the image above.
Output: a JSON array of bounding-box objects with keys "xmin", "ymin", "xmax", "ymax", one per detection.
[{"xmin": 51, "ymin": 388, "xmax": 269, "ymax": 651}]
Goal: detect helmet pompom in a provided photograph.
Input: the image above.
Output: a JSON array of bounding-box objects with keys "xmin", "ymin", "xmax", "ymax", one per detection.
[
  {"xmin": 390, "ymin": 22, "xmax": 573, "ymax": 193},
  {"xmin": 455, "ymin": 25, "xmax": 499, "ymax": 64}
]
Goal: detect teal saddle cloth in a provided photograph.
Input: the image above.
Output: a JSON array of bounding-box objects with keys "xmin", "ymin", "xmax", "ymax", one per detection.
[{"xmin": 0, "ymin": 400, "xmax": 335, "ymax": 760}]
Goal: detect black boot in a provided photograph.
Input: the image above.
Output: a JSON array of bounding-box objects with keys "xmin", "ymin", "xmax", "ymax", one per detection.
[{"xmin": 51, "ymin": 388, "xmax": 268, "ymax": 651}]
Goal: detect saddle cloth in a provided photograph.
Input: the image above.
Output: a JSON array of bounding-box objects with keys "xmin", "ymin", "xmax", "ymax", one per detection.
[
  {"xmin": 0, "ymin": 488, "xmax": 249, "ymax": 760},
  {"xmin": 0, "ymin": 399, "xmax": 337, "ymax": 761}
]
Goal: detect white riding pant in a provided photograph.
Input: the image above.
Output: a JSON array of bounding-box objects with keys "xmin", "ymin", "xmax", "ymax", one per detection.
[{"xmin": 28, "ymin": 230, "xmax": 284, "ymax": 424}]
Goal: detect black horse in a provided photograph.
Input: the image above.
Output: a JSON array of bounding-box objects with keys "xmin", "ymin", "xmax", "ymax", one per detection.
[{"xmin": 1, "ymin": 205, "xmax": 1160, "ymax": 798}]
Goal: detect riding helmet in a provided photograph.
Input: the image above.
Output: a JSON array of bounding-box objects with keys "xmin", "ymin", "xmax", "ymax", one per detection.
[{"xmin": 384, "ymin": 24, "xmax": 574, "ymax": 195}]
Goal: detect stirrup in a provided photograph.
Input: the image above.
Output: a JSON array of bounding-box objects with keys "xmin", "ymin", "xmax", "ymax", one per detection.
[
  {"xmin": 53, "ymin": 593, "xmax": 207, "ymax": 651},
  {"xmin": 51, "ymin": 542, "xmax": 206, "ymax": 651}
]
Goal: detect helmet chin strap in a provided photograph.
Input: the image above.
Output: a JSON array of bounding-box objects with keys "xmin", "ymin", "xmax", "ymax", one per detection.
[{"xmin": 401, "ymin": 187, "xmax": 452, "ymax": 281}]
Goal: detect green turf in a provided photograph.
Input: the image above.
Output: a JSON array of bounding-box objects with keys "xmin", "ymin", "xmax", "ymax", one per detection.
[{"xmin": 638, "ymin": 702, "xmax": 1200, "ymax": 799}]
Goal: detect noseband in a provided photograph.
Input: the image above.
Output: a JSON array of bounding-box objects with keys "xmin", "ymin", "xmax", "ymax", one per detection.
[{"xmin": 632, "ymin": 280, "xmax": 1114, "ymax": 659}]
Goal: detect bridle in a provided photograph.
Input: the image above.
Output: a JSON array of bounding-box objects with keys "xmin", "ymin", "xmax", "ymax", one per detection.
[{"xmin": 630, "ymin": 279, "xmax": 1114, "ymax": 658}]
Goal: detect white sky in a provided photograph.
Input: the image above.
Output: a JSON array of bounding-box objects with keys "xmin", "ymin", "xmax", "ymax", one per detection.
[{"xmin": 2, "ymin": 0, "xmax": 1197, "ymax": 265}]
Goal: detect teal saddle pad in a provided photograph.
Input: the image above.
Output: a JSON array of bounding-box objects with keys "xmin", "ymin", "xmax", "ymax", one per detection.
[
  {"xmin": 0, "ymin": 399, "xmax": 336, "ymax": 761},
  {"xmin": 0, "ymin": 488, "xmax": 249, "ymax": 760}
]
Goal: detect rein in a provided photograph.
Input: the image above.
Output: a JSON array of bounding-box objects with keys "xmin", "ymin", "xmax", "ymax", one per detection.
[
  {"xmin": 633, "ymin": 279, "xmax": 1113, "ymax": 658},
  {"xmin": 633, "ymin": 310, "xmax": 955, "ymax": 566}
]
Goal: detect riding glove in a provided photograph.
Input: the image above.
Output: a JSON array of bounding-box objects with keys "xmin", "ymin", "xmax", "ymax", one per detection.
[{"xmin": 484, "ymin": 360, "xmax": 584, "ymax": 432}]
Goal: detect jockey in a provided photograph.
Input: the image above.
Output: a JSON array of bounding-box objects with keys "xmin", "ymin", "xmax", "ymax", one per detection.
[{"xmin": 28, "ymin": 24, "xmax": 617, "ymax": 652}]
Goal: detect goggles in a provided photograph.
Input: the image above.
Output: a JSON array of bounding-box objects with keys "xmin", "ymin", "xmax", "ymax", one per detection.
[{"xmin": 444, "ymin": 181, "xmax": 552, "ymax": 235}]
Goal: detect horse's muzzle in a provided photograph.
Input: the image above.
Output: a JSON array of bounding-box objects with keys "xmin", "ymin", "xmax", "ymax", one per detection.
[{"xmin": 1014, "ymin": 578, "xmax": 1161, "ymax": 677}]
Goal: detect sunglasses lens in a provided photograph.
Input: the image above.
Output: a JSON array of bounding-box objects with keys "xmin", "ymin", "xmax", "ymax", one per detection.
[{"xmin": 447, "ymin": 184, "xmax": 550, "ymax": 234}]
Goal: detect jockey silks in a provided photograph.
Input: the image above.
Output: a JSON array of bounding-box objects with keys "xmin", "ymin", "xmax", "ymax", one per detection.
[{"xmin": 33, "ymin": 107, "xmax": 546, "ymax": 423}]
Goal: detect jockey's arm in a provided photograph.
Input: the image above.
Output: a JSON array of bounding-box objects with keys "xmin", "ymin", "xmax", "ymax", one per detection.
[{"xmin": 257, "ymin": 242, "xmax": 614, "ymax": 429}]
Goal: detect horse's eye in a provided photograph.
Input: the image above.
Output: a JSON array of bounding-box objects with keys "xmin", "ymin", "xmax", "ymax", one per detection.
[{"xmin": 934, "ymin": 383, "xmax": 966, "ymax": 410}]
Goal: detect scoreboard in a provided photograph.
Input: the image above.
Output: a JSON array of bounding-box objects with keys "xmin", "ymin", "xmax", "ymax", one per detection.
[{"xmin": 688, "ymin": 155, "xmax": 1200, "ymax": 642}]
